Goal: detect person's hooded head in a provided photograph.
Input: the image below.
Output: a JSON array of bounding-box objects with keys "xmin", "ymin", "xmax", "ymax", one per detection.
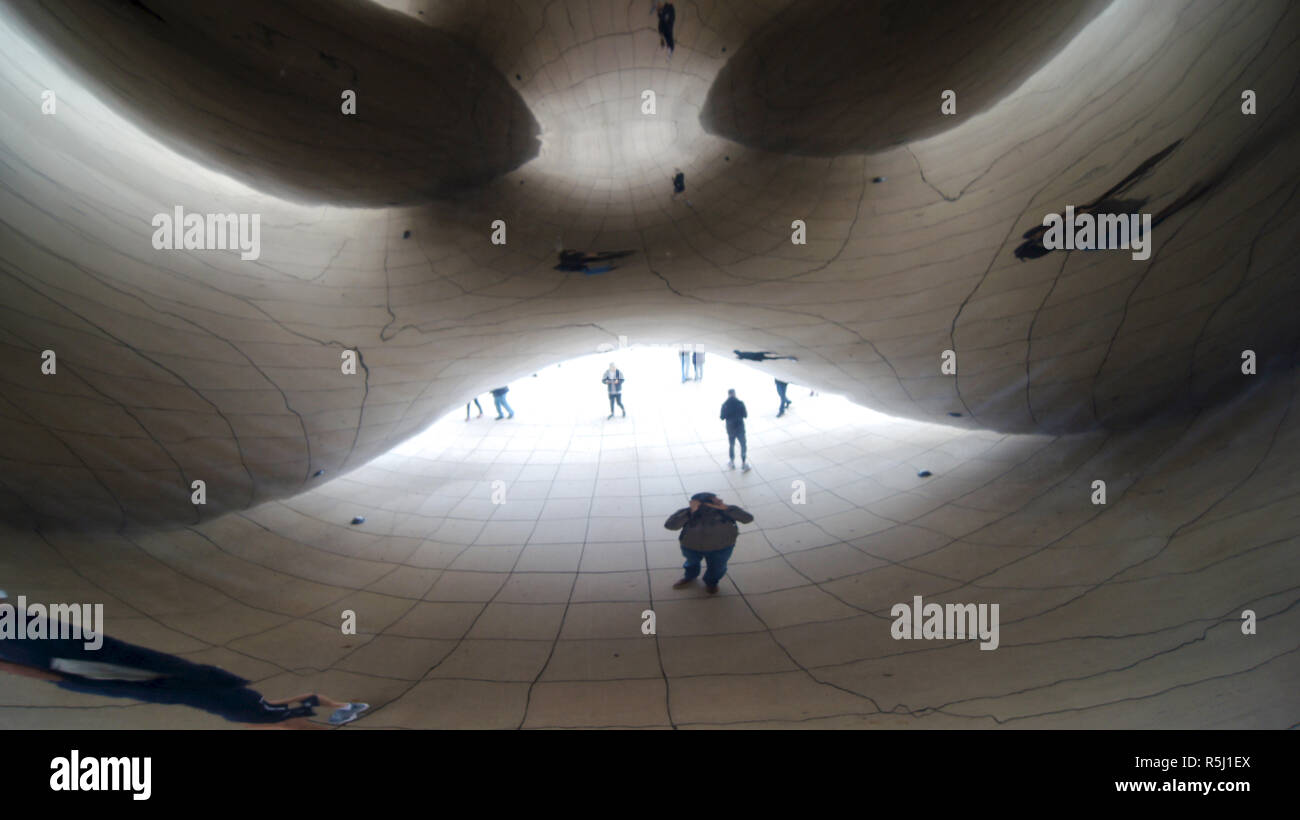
[{"xmin": 690, "ymin": 492, "xmax": 720, "ymax": 512}]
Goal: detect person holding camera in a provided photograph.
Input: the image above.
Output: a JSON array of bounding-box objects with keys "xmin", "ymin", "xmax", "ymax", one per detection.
[
  {"xmin": 602, "ymin": 362, "xmax": 626, "ymax": 418},
  {"xmin": 664, "ymin": 492, "xmax": 754, "ymax": 593}
]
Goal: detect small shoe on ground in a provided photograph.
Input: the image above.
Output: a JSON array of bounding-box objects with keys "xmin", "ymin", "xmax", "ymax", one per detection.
[
  {"xmin": 742, "ymin": 462, "xmax": 751, "ymax": 472},
  {"xmin": 706, "ymin": 585, "xmax": 719, "ymax": 594},
  {"xmin": 495, "ymin": 416, "xmax": 504, "ymax": 420},
  {"xmin": 672, "ymin": 577, "xmax": 694, "ymax": 589},
  {"xmin": 727, "ymin": 460, "xmax": 735, "ymax": 470},
  {"xmin": 328, "ymin": 702, "xmax": 370, "ymax": 726},
  {"xmin": 607, "ymin": 414, "xmax": 614, "ymax": 419}
]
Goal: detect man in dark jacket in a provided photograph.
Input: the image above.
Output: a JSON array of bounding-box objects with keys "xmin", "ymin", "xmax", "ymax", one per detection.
[
  {"xmin": 654, "ymin": 1, "xmax": 677, "ymax": 56},
  {"xmin": 665, "ymin": 492, "xmax": 754, "ymax": 593},
  {"xmin": 720, "ymin": 389, "xmax": 748, "ymax": 470}
]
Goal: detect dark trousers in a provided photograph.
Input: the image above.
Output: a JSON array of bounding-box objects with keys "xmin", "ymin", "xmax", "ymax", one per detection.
[
  {"xmin": 659, "ymin": 20, "xmax": 675, "ymax": 52},
  {"xmin": 727, "ymin": 427, "xmax": 747, "ymax": 461},
  {"xmin": 608, "ymin": 393, "xmax": 625, "ymax": 414},
  {"xmin": 776, "ymin": 381, "xmax": 790, "ymax": 414}
]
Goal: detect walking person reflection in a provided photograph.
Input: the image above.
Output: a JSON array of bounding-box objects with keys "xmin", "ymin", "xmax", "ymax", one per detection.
[{"xmin": 603, "ymin": 362, "xmax": 626, "ymax": 419}]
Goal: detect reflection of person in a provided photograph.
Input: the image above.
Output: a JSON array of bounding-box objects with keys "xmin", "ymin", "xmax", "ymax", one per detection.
[
  {"xmin": 466, "ymin": 396, "xmax": 483, "ymax": 421},
  {"xmin": 491, "ymin": 386, "xmax": 514, "ymax": 419},
  {"xmin": 656, "ymin": 1, "xmax": 677, "ymax": 56},
  {"xmin": 555, "ymin": 249, "xmax": 633, "ymax": 274},
  {"xmin": 602, "ymin": 362, "xmax": 626, "ymax": 419},
  {"xmin": 775, "ymin": 380, "xmax": 791, "ymax": 417},
  {"xmin": 664, "ymin": 492, "xmax": 754, "ymax": 593},
  {"xmin": 692, "ymin": 348, "xmax": 705, "ymax": 380},
  {"xmin": 679, "ymin": 346, "xmax": 690, "ymax": 382},
  {"xmin": 0, "ymin": 613, "xmax": 368, "ymax": 729},
  {"xmin": 734, "ymin": 350, "xmax": 798, "ymax": 362},
  {"xmin": 720, "ymin": 389, "xmax": 748, "ymax": 470},
  {"xmin": 670, "ymin": 169, "xmax": 693, "ymax": 206}
]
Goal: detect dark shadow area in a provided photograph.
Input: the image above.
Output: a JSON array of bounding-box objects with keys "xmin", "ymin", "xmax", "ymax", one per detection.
[
  {"xmin": 700, "ymin": 0, "xmax": 1110, "ymax": 156},
  {"xmin": 1016, "ymin": 140, "xmax": 1185, "ymax": 259},
  {"xmin": 554, "ymin": 249, "xmax": 636, "ymax": 273},
  {"xmin": 6, "ymin": 0, "xmax": 540, "ymax": 205},
  {"xmin": 0, "ymin": 608, "xmax": 368, "ymax": 728},
  {"xmin": 734, "ymin": 350, "xmax": 798, "ymax": 361}
]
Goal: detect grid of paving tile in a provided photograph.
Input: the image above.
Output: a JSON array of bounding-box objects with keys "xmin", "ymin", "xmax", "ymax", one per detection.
[{"xmin": 3, "ymin": 358, "xmax": 1296, "ymax": 728}]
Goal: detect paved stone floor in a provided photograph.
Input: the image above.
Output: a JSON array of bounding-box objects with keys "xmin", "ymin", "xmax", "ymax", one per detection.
[{"xmin": 3, "ymin": 352, "xmax": 1296, "ymax": 728}]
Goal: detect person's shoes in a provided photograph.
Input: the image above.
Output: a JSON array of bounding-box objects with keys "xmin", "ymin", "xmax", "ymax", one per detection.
[
  {"xmin": 672, "ymin": 577, "xmax": 695, "ymax": 589},
  {"xmin": 508, "ymin": 414, "xmax": 514, "ymax": 419},
  {"xmin": 727, "ymin": 460, "xmax": 735, "ymax": 470},
  {"xmin": 477, "ymin": 413, "xmax": 483, "ymax": 418},
  {"xmin": 705, "ymin": 584, "xmax": 719, "ymax": 594},
  {"xmin": 328, "ymin": 702, "xmax": 370, "ymax": 726},
  {"xmin": 621, "ymin": 410, "xmax": 626, "ymax": 417},
  {"xmin": 777, "ymin": 411, "xmax": 784, "ymax": 418},
  {"xmin": 495, "ymin": 416, "xmax": 504, "ymax": 420},
  {"xmin": 607, "ymin": 413, "xmax": 614, "ymax": 419},
  {"xmin": 742, "ymin": 462, "xmax": 751, "ymax": 472}
]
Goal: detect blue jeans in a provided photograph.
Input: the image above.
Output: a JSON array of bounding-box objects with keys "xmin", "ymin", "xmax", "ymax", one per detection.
[
  {"xmin": 727, "ymin": 426, "xmax": 746, "ymax": 461},
  {"xmin": 493, "ymin": 394, "xmax": 513, "ymax": 417},
  {"xmin": 680, "ymin": 354, "xmax": 690, "ymax": 381},
  {"xmin": 680, "ymin": 544, "xmax": 735, "ymax": 586}
]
